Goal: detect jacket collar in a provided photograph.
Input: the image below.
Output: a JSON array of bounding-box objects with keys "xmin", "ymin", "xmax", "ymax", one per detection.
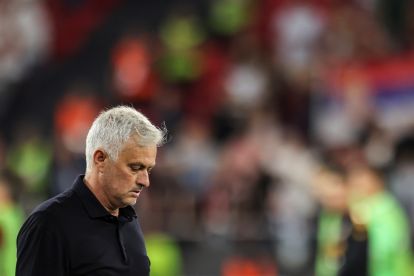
[{"xmin": 72, "ymin": 175, "xmax": 137, "ymax": 220}]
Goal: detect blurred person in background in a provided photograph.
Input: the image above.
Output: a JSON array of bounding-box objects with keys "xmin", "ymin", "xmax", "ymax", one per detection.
[
  {"xmin": 221, "ymin": 247, "xmax": 277, "ymax": 276},
  {"xmin": 208, "ymin": 0, "xmax": 253, "ymax": 39},
  {"xmin": 0, "ymin": 169, "xmax": 25, "ymax": 276},
  {"xmin": 389, "ymin": 135, "xmax": 414, "ymax": 248},
  {"xmin": 264, "ymin": 130, "xmax": 318, "ymax": 275},
  {"xmin": 16, "ymin": 106, "xmax": 166, "ymax": 276},
  {"xmin": 145, "ymin": 232, "xmax": 183, "ymax": 276},
  {"xmin": 0, "ymin": 0, "xmax": 50, "ymax": 103},
  {"xmin": 111, "ymin": 31, "xmax": 159, "ymax": 108},
  {"xmin": 312, "ymin": 163, "xmax": 349, "ymax": 276},
  {"xmin": 164, "ymin": 118, "xmax": 217, "ymax": 200},
  {"xmin": 7, "ymin": 123, "xmax": 52, "ymax": 203},
  {"xmin": 158, "ymin": 7, "xmax": 205, "ymax": 84},
  {"xmin": 339, "ymin": 165, "xmax": 413, "ymax": 276},
  {"xmin": 51, "ymin": 86, "xmax": 101, "ymax": 196}
]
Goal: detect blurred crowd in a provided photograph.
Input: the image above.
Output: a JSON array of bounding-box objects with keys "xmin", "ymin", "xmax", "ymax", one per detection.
[{"xmin": 1, "ymin": 0, "xmax": 414, "ymax": 275}]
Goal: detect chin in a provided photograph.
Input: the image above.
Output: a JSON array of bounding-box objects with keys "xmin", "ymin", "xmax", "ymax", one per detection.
[{"xmin": 124, "ymin": 198, "xmax": 138, "ymax": 206}]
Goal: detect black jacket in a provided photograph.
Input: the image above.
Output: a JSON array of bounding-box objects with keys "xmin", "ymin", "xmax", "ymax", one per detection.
[{"xmin": 16, "ymin": 175, "xmax": 150, "ymax": 276}]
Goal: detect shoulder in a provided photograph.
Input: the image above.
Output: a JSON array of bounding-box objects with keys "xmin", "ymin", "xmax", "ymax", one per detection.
[
  {"xmin": 31, "ymin": 189, "xmax": 76, "ymax": 217},
  {"xmin": 17, "ymin": 191, "xmax": 78, "ymax": 245},
  {"xmin": 22, "ymin": 189, "xmax": 77, "ymax": 231}
]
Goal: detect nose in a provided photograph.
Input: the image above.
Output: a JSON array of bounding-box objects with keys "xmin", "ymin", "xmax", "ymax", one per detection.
[{"xmin": 136, "ymin": 170, "xmax": 150, "ymax": 188}]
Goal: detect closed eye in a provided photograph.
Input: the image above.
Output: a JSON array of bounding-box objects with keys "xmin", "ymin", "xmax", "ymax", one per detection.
[
  {"xmin": 128, "ymin": 163, "xmax": 141, "ymax": 171},
  {"xmin": 129, "ymin": 163, "xmax": 154, "ymax": 174}
]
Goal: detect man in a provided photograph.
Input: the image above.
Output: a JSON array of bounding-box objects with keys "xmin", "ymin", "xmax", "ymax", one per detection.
[
  {"xmin": 339, "ymin": 165, "xmax": 413, "ymax": 276},
  {"xmin": 16, "ymin": 106, "xmax": 166, "ymax": 276},
  {"xmin": 312, "ymin": 164, "xmax": 350, "ymax": 276}
]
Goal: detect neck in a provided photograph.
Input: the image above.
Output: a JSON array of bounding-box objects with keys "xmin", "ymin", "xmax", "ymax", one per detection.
[{"xmin": 84, "ymin": 173, "xmax": 119, "ymax": 216}]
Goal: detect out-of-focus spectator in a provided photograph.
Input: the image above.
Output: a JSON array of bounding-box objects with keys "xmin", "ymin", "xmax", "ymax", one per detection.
[
  {"xmin": 51, "ymin": 86, "xmax": 101, "ymax": 195},
  {"xmin": 111, "ymin": 32, "xmax": 159, "ymax": 105},
  {"xmin": 0, "ymin": 0, "xmax": 50, "ymax": 113},
  {"xmin": 164, "ymin": 118, "xmax": 218, "ymax": 198},
  {"xmin": 389, "ymin": 135, "xmax": 414, "ymax": 248},
  {"xmin": 360, "ymin": 120, "xmax": 394, "ymax": 169},
  {"xmin": 223, "ymin": 34, "xmax": 271, "ymax": 111},
  {"xmin": 180, "ymin": 40, "xmax": 229, "ymax": 123},
  {"xmin": 270, "ymin": 0, "xmax": 326, "ymax": 78},
  {"xmin": 264, "ymin": 131, "xmax": 318, "ymax": 275},
  {"xmin": 0, "ymin": 169, "xmax": 25, "ymax": 276},
  {"xmin": 50, "ymin": 135, "xmax": 85, "ymax": 197},
  {"xmin": 208, "ymin": 0, "xmax": 253, "ymax": 37},
  {"xmin": 54, "ymin": 86, "xmax": 101, "ymax": 155},
  {"xmin": 341, "ymin": 165, "xmax": 413, "ymax": 276},
  {"xmin": 202, "ymin": 109, "xmax": 275, "ymax": 240},
  {"xmin": 141, "ymin": 109, "xmax": 218, "ymax": 242},
  {"xmin": 6, "ymin": 124, "xmax": 52, "ymax": 197},
  {"xmin": 158, "ymin": 8, "xmax": 205, "ymax": 83},
  {"xmin": 201, "ymin": 179, "xmax": 231, "ymax": 237},
  {"xmin": 312, "ymin": 164, "xmax": 348, "ymax": 276},
  {"xmin": 221, "ymin": 251, "xmax": 277, "ymax": 276},
  {"xmin": 145, "ymin": 233, "xmax": 183, "ymax": 276},
  {"xmin": 0, "ymin": 0, "xmax": 50, "ymax": 84}
]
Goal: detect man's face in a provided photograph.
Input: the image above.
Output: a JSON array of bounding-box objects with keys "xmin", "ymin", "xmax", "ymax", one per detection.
[{"xmin": 100, "ymin": 137, "xmax": 157, "ymax": 209}]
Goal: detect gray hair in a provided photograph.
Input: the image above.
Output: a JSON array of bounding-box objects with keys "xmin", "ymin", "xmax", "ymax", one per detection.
[{"xmin": 85, "ymin": 106, "xmax": 166, "ymax": 172}]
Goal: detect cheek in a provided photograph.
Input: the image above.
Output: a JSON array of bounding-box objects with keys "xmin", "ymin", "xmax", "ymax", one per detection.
[
  {"xmin": 116, "ymin": 170, "xmax": 136, "ymax": 190},
  {"xmin": 103, "ymin": 166, "xmax": 131, "ymax": 192}
]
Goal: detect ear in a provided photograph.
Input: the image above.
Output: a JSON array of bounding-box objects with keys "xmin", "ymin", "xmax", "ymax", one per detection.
[{"xmin": 93, "ymin": 149, "xmax": 108, "ymax": 172}]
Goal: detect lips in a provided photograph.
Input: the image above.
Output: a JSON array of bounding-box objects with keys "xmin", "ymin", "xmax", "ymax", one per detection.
[
  {"xmin": 130, "ymin": 190, "xmax": 141, "ymax": 198},
  {"xmin": 130, "ymin": 185, "xmax": 144, "ymax": 197}
]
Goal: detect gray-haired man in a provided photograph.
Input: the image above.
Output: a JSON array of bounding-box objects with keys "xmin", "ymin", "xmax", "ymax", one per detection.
[{"xmin": 16, "ymin": 106, "xmax": 166, "ymax": 276}]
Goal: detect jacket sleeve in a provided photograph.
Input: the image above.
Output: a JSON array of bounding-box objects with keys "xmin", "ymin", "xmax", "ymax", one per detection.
[{"xmin": 16, "ymin": 211, "xmax": 68, "ymax": 276}]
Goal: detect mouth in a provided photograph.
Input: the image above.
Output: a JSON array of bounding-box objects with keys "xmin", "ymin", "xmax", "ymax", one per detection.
[
  {"xmin": 130, "ymin": 185, "xmax": 144, "ymax": 198},
  {"xmin": 130, "ymin": 190, "xmax": 141, "ymax": 198}
]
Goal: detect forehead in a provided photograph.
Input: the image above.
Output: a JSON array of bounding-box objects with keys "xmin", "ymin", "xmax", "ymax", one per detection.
[{"xmin": 117, "ymin": 137, "xmax": 157, "ymax": 165}]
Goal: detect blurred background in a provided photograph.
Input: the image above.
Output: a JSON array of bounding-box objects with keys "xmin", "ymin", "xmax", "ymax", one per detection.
[{"xmin": 1, "ymin": 0, "xmax": 414, "ymax": 275}]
